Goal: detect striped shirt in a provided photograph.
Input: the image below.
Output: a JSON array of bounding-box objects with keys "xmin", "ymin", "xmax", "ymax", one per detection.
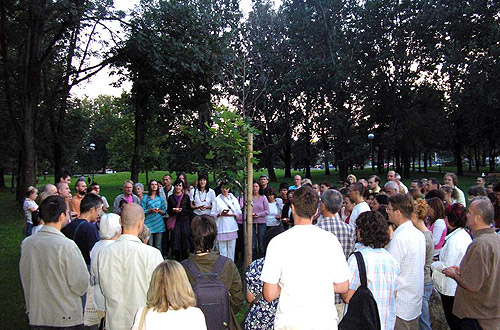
[
  {"xmin": 317, "ymin": 215, "xmax": 356, "ymax": 304},
  {"xmin": 141, "ymin": 195, "xmax": 166, "ymax": 233},
  {"xmin": 348, "ymin": 246, "xmax": 400, "ymax": 330}
]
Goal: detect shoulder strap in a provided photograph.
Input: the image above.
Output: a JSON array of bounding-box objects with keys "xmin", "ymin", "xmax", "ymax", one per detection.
[
  {"xmin": 220, "ymin": 195, "xmax": 234, "ymax": 213},
  {"xmin": 73, "ymin": 220, "xmax": 86, "ymax": 241},
  {"xmin": 182, "ymin": 259, "xmax": 202, "ymax": 279},
  {"xmin": 354, "ymin": 251, "xmax": 368, "ymax": 288},
  {"xmin": 212, "ymin": 255, "xmax": 228, "ymax": 276}
]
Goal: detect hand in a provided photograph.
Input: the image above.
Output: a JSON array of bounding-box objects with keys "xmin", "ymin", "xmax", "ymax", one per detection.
[
  {"xmin": 252, "ymin": 212, "xmax": 257, "ymax": 217},
  {"xmin": 443, "ymin": 266, "xmax": 460, "ymax": 279},
  {"xmin": 282, "ymin": 217, "xmax": 289, "ymax": 223},
  {"xmin": 275, "ymin": 215, "xmax": 281, "ymax": 220}
]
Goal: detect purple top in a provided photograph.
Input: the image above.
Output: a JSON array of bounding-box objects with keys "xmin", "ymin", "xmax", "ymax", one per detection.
[
  {"xmin": 174, "ymin": 193, "xmax": 183, "ymax": 204},
  {"xmin": 252, "ymin": 195, "xmax": 269, "ymax": 224}
]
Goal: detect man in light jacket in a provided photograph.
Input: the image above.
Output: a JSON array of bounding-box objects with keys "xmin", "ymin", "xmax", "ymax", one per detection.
[
  {"xmin": 98, "ymin": 203, "xmax": 163, "ymax": 330},
  {"xmin": 20, "ymin": 195, "xmax": 89, "ymax": 329}
]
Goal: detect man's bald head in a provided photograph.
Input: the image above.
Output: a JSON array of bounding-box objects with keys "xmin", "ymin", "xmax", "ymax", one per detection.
[
  {"xmin": 44, "ymin": 184, "xmax": 57, "ymax": 195},
  {"xmin": 121, "ymin": 203, "xmax": 145, "ymax": 230}
]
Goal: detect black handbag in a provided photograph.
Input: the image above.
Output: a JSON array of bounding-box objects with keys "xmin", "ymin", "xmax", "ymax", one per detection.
[{"xmin": 339, "ymin": 251, "xmax": 381, "ymax": 330}]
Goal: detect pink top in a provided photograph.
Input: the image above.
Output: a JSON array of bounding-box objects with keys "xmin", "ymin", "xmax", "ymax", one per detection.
[
  {"xmin": 251, "ymin": 195, "xmax": 269, "ymax": 224},
  {"xmin": 123, "ymin": 195, "xmax": 134, "ymax": 204}
]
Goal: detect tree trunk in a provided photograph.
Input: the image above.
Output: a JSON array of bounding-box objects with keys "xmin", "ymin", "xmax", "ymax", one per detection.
[
  {"xmin": 412, "ymin": 149, "xmax": 416, "ymax": 172},
  {"xmin": 131, "ymin": 88, "xmax": 148, "ymax": 183},
  {"xmin": 283, "ymin": 129, "xmax": 292, "ymax": 178},
  {"xmin": 475, "ymin": 146, "xmax": 480, "ymax": 173},
  {"xmin": 489, "ymin": 148, "xmax": 496, "ymax": 172},
  {"xmin": 322, "ymin": 138, "xmax": 330, "ymax": 176},
  {"xmin": 455, "ymin": 142, "xmax": 463, "ymax": 176},
  {"xmin": 377, "ymin": 145, "xmax": 383, "ymax": 175},
  {"xmin": 17, "ymin": 5, "xmax": 43, "ymax": 204},
  {"xmin": 53, "ymin": 23, "xmax": 79, "ymax": 180},
  {"xmin": 423, "ymin": 151, "xmax": 428, "ymax": 173},
  {"xmin": 418, "ymin": 150, "xmax": 422, "ymax": 173},
  {"xmin": 0, "ymin": 166, "xmax": 5, "ymax": 188},
  {"xmin": 265, "ymin": 152, "xmax": 277, "ymax": 182}
]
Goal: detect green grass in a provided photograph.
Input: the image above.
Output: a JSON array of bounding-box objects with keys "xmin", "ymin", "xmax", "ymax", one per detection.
[{"xmin": 1, "ymin": 167, "xmax": 484, "ymax": 328}]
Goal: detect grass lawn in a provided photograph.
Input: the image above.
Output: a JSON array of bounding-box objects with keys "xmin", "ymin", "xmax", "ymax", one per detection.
[{"xmin": 0, "ymin": 167, "xmax": 482, "ymax": 328}]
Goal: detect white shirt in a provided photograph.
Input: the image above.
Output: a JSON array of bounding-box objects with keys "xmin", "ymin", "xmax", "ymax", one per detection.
[
  {"xmin": 98, "ymin": 234, "xmax": 164, "ymax": 330},
  {"xmin": 452, "ymin": 187, "xmax": 466, "ymax": 206},
  {"xmin": 23, "ymin": 198, "xmax": 38, "ymax": 224},
  {"xmin": 386, "ymin": 220, "xmax": 426, "ymax": 321},
  {"xmin": 190, "ymin": 188, "xmax": 216, "ymax": 216},
  {"xmin": 349, "ymin": 201, "xmax": 371, "ymax": 227},
  {"xmin": 131, "ymin": 306, "xmax": 207, "ymax": 330},
  {"xmin": 261, "ymin": 225, "xmax": 350, "ymax": 329},
  {"xmin": 266, "ymin": 201, "xmax": 282, "ymax": 227},
  {"xmin": 211, "ymin": 193, "xmax": 241, "ymax": 234},
  {"xmin": 90, "ymin": 239, "xmax": 115, "ymax": 311},
  {"xmin": 431, "ymin": 228, "xmax": 472, "ymax": 296}
]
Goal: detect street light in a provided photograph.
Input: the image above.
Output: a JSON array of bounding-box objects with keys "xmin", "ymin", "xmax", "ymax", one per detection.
[
  {"xmin": 89, "ymin": 143, "xmax": 95, "ymax": 182},
  {"xmin": 368, "ymin": 133, "xmax": 375, "ymax": 171}
]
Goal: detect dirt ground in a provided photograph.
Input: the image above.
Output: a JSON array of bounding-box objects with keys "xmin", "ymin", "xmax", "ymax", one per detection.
[{"xmin": 430, "ymin": 289, "xmax": 450, "ymax": 330}]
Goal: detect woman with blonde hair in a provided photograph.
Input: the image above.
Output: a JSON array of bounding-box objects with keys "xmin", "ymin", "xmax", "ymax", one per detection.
[{"xmin": 132, "ymin": 260, "xmax": 207, "ymax": 330}]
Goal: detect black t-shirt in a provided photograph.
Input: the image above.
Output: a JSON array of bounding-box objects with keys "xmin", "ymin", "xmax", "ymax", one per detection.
[{"xmin": 61, "ymin": 218, "xmax": 99, "ymax": 265}]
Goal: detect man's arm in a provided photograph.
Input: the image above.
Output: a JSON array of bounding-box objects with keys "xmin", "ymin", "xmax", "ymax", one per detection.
[
  {"xmin": 341, "ymin": 289, "xmax": 355, "ymax": 303},
  {"xmin": 443, "ymin": 266, "xmax": 478, "ymax": 293},
  {"xmin": 334, "ymin": 280, "xmax": 349, "ymax": 294},
  {"xmin": 263, "ymin": 282, "xmax": 281, "ymax": 302}
]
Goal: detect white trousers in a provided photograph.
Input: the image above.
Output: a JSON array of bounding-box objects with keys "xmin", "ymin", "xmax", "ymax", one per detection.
[{"xmin": 217, "ymin": 239, "xmax": 236, "ymax": 261}]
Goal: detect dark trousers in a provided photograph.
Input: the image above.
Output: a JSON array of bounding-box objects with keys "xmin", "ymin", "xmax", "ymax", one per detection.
[
  {"xmin": 440, "ymin": 293, "xmax": 462, "ymax": 330},
  {"xmin": 162, "ymin": 230, "xmax": 171, "ymax": 258},
  {"xmin": 31, "ymin": 325, "xmax": 83, "ymax": 330},
  {"xmin": 460, "ymin": 318, "xmax": 483, "ymax": 330}
]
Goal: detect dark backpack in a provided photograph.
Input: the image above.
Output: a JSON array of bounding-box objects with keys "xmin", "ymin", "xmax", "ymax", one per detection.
[
  {"xmin": 182, "ymin": 256, "xmax": 231, "ymax": 330},
  {"xmin": 339, "ymin": 251, "xmax": 381, "ymax": 330}
]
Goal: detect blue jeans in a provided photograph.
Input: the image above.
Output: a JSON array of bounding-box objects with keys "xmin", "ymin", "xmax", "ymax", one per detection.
[
  {"xmin": 147, "ymin": 232, "xmax": 162, "ymax": 251},
  {"xmin": 252, "ymin": 223, "xmax": 266, "ymax": 259},
  {"xmin": 419, "ymin": 282, "xmax": 432, "ymax": 330},
  {"xmin": 25, "ymin": 222, "xmax": 33, "ymax": 236}
]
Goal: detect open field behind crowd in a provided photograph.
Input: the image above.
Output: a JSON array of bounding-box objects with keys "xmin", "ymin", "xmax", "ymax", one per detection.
[{"xmin": 1, "ymin": 168, "xmax": 486, "ymax": 329}]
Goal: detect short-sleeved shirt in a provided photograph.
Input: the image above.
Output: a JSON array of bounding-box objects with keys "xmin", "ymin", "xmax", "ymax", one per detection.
[
  {"xmin": 261, "ymin": 225, "xmax": 350, "ymax": 329},
  {"xmin": 349, "ymin": 201, "xmax": 371, "ymax": 228},
  {"xmin": 61, "ymin": 218, "xmax": 100, "ymax": 265},
  {"xmin": 245, "ymin": 257, "xmax": 278, "ymax": 330},
  {"xmin": 348, "ymin": 246, "xmax": 400, "ymax": 330},
  {"xmin": 453, "ymin": 228, "xmax": 500, "ymax": 329},
  {"xmin": 23, "ymin": 198, "xmax": 38, "ymax": 224}
]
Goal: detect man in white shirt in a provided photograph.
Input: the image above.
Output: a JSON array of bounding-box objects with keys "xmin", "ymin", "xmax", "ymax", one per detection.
[
  {"xmin": 387, "ymin": 193, "xmax": 426, "ymax": 330},
  {"xmin": 348, "ymin": 182, "xmax": 371, "ymax": 227},
  {"xmin": 20, "ymin": 195, "xmax": 89, "ymax": 329},
  {"xmin": 98, "ymin": 203, "xmax": 164, "ymax": 330},
  {"xmin": 261, "ymin": 186, "xmax": 349, "ymax": 329}
]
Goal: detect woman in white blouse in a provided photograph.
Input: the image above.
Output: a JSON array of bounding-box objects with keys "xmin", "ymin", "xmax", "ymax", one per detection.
[
  {"xmin": 190, "ymin": 173, "xmax": 216, "ymax": 216},
  {"xmin": 264, "ymin": 186, "xmax": 282, "ymax": 228},
  {"xmin": 211, "ymin": 181, "xmax": 241, "ymax": 261},
  {"xmin": 431, "ymin": 203, "xmax": 472, "ymax": 330},
  {"xmin": 132, "ymin": 260, "xmax": 206, "ymax": 330}
]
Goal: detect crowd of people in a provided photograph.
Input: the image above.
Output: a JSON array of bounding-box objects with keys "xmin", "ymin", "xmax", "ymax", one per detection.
[{"xmin": 19, "ymin": 169, "xmax": 500, "ymax": 330}]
